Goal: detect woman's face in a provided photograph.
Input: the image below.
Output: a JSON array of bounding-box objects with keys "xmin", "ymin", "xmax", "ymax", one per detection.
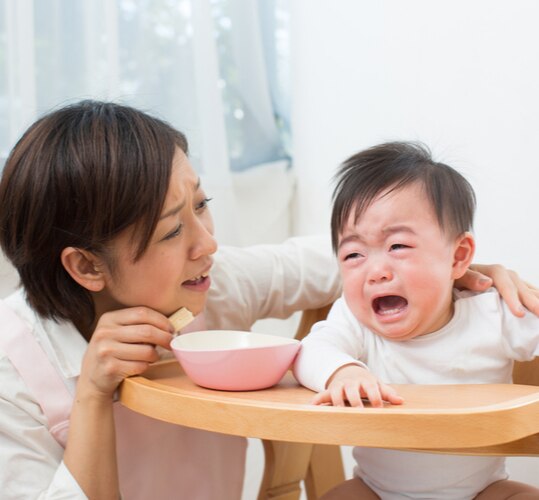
[{"xmin": 95, "ymin": 148, "xmax": 217, "ymax": 317}]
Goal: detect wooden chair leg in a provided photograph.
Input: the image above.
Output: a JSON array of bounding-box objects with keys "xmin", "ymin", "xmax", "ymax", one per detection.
[
  {"xmin": 258, "ymin": 440, "xmax": 314, "ymax": 500},
  {"xmin": 304, "ymin": 445, "xmax": 345, "ymax": 499}
]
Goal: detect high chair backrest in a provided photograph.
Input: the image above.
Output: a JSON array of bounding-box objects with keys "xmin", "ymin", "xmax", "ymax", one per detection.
[
  {"xmin": 294, "ymin": 303, "xmax": 333, "ymax": 341},
  {"xmin": 513, "ymin": 358, "xmax": 539, "ymax": 386}
]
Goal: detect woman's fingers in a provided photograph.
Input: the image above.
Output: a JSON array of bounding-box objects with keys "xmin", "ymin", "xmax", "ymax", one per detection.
[
  {"xmin": 96, "ymin": 356, "xmax": 159, "ymax": 380},
  {"xmin": 455, "ymin": 267, "xmax": 493, "ymax": 291},
  {"xmin": 94, "ymin": 323, "xmax": 174, "ymax": 350},
  {"xmin": 80, "ymin": 306, "xmax": 177, "ymax": 397},
  {"xmin": 517, "ymin": 281, "xmax": 539, "ymax": 316},
  {"xmin": 466, "ymin": 264, "xmax": 539, "ymax": 317},
  {"xmin": 94, "ymin": 338, "xmax": 162, "ymax": 365},
  {"xmin": 487, "ymin": 268, "xmax": 539, "ymax": 317},
  {"xmin": 95, "ymin": 307, "xmax": 175, "ymax": 349},
  {"xmin": 98, "ymin": 306, "xmax": 175, "ymax": 331},
  {"xmin": 482, "ymin": 266, "xmax": 525, "ymax": 316}
]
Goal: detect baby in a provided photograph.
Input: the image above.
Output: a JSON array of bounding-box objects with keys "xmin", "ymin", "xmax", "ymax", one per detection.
[{"xmin": 294, "ymin": 142, "xmax": 539, "ymax": 499}]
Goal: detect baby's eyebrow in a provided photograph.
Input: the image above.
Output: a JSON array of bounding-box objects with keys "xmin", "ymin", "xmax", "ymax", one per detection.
[
  {"xmin": 338, "ymin": 225, "xmax": 417, "ymax": 249},
  {"xmin": 382, "ymin": 225, "xmax": 416, "ymax": 236},
  {"xmin": 338, "ymin": 233, "xmax": 363, "ymax": 249}
]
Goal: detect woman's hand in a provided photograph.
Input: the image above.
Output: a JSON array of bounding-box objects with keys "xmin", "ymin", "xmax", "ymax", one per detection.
[
  {"xmin": 78, "ymin": 306, "xmax": 175, "ymax": 399},
  {"xmin": 456, "ymin": 264, "xmax": 539, "ymax": 317},
  {"xmin": 312, "ymin": 364, "xmax": 404, "ymax": 408},
  {"xmin": 65, "ymin": 306, "xmax": 174, "ymax": 499}
]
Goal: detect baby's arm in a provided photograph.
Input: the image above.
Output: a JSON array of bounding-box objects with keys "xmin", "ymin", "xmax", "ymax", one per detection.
[
  {"xmin": 294, "ymin": 298, "xmax": 403, "ymax": 408},
  {"xmin": 312, "ymin": 364, "xmax": 404, "ymax": 408}
]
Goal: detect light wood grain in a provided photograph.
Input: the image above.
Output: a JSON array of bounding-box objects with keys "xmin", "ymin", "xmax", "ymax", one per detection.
[
  {"xmin": 119, "ymin": 360, "xmax": 539, "ymax": 454},
  {"xmin": 257, "ymin": 441, "xmax": 313, "ymax": 500},
  {"xmin": 119, "ymin": 303, "xmax": 539, "ymax": 499}
]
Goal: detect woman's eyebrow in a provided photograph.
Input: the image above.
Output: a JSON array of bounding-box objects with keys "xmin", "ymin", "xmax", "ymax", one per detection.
[
  {"xmin": 159, "ymin": 178, "xmax": 202, "ymax": 220},
  {"xmin": 159, "ymin": 203, "xmax": 184, "ymax": 220}
]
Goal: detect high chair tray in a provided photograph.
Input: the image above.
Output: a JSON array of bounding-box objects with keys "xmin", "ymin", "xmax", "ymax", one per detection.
[{"xmin": 119, "ymin": 359, "xmax": 539, "ymax": 455}]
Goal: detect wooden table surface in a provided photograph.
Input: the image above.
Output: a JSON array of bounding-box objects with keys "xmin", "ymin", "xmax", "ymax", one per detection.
[{"xmin": 119, "ymin": 359, "xmax": 539, "ymax": 454}]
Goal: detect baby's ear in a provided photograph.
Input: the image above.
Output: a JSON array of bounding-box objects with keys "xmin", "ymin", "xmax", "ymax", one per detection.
[
  {"xmin": 452, "ymin": 232, "xmax": 476, "ymax": 280},
  {"xmin": 60, "ymin": 247, "xmax": 106, "ymax": 292}
]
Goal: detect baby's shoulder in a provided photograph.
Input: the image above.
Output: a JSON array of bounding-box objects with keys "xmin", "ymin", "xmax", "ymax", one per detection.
[{"xmin": 453, "ymin": 287, "xmax": 502, "ymax": 310}]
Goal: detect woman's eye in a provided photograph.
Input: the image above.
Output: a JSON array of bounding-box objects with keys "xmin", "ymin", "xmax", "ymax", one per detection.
[
  {"xmin": 164, "ymin": 224, "xmax": 183, "ymax": 240},
  {"xmin": 195, "ymin": 197, "xmax": 213, "ymax": 212}
]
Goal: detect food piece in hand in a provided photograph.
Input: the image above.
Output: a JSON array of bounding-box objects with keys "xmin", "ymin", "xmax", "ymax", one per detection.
[{"xmin": 168, "ymin": 307, "xmax": 194, "ymax": 333}]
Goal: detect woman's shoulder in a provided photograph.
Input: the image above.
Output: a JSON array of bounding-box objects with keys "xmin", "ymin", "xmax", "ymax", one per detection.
[{"xmin": 0, "ymin": 289, "xmax": 38, "ymax": 337}]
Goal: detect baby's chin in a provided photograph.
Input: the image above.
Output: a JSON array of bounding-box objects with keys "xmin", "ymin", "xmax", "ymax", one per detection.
[{"xmin": 364, "ymin": 317, "xmax": 424, "ymax": 341}]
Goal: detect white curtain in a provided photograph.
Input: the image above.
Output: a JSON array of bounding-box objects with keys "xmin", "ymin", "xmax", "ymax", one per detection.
[{"xmin": 0, "ymin": 0, "xmax": 294, "ymax": 246}]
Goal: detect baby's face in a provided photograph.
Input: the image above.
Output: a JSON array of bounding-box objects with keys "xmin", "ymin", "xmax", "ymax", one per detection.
[{"xmin": 337, "ymin": 182, "xmax": 463, "ymax": 341}]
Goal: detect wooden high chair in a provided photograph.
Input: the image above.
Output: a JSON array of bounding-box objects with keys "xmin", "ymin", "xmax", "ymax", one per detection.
[{"xmin": 257, "ymin": 304, "xmax": 539, "ymax": 500}]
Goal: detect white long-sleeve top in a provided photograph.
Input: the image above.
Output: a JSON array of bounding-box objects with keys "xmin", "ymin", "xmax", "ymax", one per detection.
[
  {"xmin": 294, "ymin": 288, "xmax": 539, "ymax": 500},
  {"xmin": 0, "ymin": 235, "xmax": 340, "ymax": 499}
]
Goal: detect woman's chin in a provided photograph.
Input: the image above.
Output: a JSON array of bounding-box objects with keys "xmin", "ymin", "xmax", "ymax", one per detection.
[{"xmin": 179, "ymin": 298, "xmax": 206, "ymax": 317}]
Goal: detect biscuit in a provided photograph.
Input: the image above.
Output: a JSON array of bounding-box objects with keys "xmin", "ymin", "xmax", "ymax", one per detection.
[{"xmin": 168, "ymin": 307, "xmax": 194, "ymax": 332}]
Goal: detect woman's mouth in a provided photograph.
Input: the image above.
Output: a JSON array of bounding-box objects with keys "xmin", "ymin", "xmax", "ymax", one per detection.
[
  {"xmin": 372, "ymin": 295, "xmax": 408, "ymax": 316},
  {"xmin": 183, "ymin": 273, "xmax": 208, "ymax": 285},
  {"xmin": 182, "ymin": 273, "xmax": 211, "ymax": 292}
]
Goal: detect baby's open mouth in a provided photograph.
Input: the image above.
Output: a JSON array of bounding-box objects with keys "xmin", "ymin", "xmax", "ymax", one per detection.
[{"xmin": 373, "ymin": 295, "xmax": 408, "ymax": 316}]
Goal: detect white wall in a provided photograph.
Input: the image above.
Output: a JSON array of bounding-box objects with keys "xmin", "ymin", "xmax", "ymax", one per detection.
[
  {"xmin": 289, "ymin": 0, "xmax": 539, "ymax": 488},
  {"xmin": 291, "ymin": 0, "xmax": 539, "ymax": 284}
]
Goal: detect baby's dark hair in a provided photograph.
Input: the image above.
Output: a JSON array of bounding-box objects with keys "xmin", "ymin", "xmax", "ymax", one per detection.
[{"xmin": 331, "ymin": 141, "xmax": 476, "ymax": 252}]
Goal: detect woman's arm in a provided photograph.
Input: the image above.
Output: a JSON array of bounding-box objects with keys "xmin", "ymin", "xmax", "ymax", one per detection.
[
  {"xmin": 206, "ymin": 235, "xmax": 341, "ymax": 330},
  {"xmin": 208, "ymin": 235, "xmax": 539, "ymax": 330},
  {"xmin": 64, "ymin": 307, "xmax": 174, "ymax": 500},
  {"xmin": 457, "ymin": 264, "xmax": 539, "ymax": 317}
]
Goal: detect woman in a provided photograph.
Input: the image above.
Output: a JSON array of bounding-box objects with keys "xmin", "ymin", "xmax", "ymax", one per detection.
[{"xmin": 0, "ymin": 101, "xmax": 536, "ymax": 499}]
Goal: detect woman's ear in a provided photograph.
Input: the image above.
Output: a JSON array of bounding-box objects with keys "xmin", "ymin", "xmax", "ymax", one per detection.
[
  {"xmin": 60, "ymin": 247, "xmax": 106, "ymax": 292},
  {"xmin": 451, "ymin": 232, "xmax": 476, "ymax": 280}
]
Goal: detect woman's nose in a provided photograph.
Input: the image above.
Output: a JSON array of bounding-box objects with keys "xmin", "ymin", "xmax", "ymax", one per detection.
[{"xmin": 189, "ymin": 215, "xmax": 217, "ymax": 260}]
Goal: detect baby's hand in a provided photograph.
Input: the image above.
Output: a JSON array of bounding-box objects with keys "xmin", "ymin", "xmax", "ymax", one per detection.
[{"xmin": 312, "ymin": 364, "xmax": 404, "ymax": 408}]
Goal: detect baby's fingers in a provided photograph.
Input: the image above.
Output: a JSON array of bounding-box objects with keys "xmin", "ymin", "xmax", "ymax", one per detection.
[
  {"xmin": 343, "ymin": 384, "xmax": 364, "ymax": 408},
  {"xmin": 312, "ymin": 386, "xmax": 355, "ymax": 407},
  {"xmin": 328, "ymin": 385, "xmax": 348, "ymax": 407},
  {"xmin": 312, "ymin": 390, "xmax": 334, "ymax": 406},
  {"xmin": 379, "ymin": 383, "xmax": 404, "ymax": 406},
  {"xmin": 361, "ymin": 382, "xmax": 384, "ymax": 408}
]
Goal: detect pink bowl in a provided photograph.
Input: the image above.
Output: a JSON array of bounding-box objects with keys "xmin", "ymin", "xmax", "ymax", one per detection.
[{"xmin": 170, "ymin": 330, "xmax": 301, "ymax": 391}]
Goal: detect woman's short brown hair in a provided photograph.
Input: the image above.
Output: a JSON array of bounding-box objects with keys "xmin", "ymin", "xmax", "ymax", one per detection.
[{"xmin": 0, "ymin": 100, "xmax": 187, "ymax": 328}]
